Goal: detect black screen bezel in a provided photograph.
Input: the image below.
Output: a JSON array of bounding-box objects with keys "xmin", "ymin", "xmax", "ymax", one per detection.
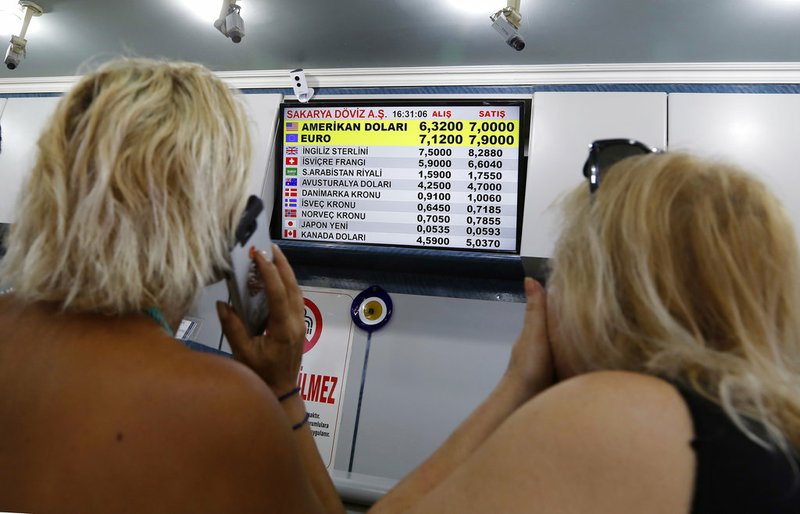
[{"xmin": 270, "ymin": 98, "xmax": 530, "ymax": 258}]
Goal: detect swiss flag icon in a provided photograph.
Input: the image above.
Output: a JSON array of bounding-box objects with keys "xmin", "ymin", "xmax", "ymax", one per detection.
[{"xmin": 286, "ymin": 157, "xmax": 298, "ymax": 166}]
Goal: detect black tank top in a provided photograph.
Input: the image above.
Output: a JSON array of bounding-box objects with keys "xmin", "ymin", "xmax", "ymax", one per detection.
[{"xmin": 673, "ymin": 385, "xmax": 800, "ymax": 513}]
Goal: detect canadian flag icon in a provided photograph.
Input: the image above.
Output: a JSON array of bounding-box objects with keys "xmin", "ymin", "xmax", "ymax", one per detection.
[{"xmin": 284, "ymin": 229, "xmax": 297, "ymax": 238}]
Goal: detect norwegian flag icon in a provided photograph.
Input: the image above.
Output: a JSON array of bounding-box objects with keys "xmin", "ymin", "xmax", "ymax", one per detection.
[
  {"xmin": 286, "ymin": 157, "xmax": 298, "ymax": 166},
  {"xmin": 284, "ymin": 229, "xmax": 297, "ymax": 238},
  {"xmin": 284, "ymin": 209, "xmax": 297, "ymax": 217}
]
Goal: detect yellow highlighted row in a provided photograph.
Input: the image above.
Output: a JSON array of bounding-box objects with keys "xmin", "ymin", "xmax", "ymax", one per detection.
[{"xmin": 284, "ymin": 120, "xmax": 520, "ymax": 147}]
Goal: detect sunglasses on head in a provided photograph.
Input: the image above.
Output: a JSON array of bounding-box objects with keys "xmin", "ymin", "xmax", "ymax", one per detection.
[{"xmin": 582, "ymin": 139, "xmax": 658, "ymax": 193}]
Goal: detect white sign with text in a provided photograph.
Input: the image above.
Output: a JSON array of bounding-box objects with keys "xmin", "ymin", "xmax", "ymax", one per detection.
[{"xmin": 299, "ymin": 288, "xmax": 354, "ymax": 468}]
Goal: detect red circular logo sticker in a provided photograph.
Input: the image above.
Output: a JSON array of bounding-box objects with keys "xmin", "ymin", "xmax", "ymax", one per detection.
[{"xmin": 303, "ymin": 297, "xmax": 323, "ymax": 354}]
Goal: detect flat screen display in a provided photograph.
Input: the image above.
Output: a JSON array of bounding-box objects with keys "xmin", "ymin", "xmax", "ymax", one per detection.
[{"xmin": 274, "ymin": 101, "xmax": 527, "ymax": 253}]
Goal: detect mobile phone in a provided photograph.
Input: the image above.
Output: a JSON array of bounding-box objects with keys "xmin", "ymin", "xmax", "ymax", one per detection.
[{"xmin": 225, "ymin": 195, "xmax": 273, "ymax": 336}]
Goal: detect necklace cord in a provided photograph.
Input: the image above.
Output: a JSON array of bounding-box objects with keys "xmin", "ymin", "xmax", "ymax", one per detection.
[{"xmin": 143, "ymin": 307, "xmax": 175, "ymax": 338}]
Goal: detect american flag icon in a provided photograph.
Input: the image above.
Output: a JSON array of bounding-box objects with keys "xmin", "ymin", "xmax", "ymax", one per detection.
[
  {"xmin": 286, "ymin": 147, "xmax": 298, "ymax": 155},
  {"xmin": 285, "ymin": 122, "xmax": 298, "ymax": 131}
]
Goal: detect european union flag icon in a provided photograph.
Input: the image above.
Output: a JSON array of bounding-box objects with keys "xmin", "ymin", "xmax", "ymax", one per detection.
[{"xmin": 286, "ymin": 134, "xmax": 299, "ymax": 143}]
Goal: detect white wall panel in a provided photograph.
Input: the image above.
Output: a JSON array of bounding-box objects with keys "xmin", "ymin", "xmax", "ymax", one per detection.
[
  {"xmin": 521, "ymin": 92, "xmax": 667, "ymax": 258},
  {"xmin": 668, "ymin": 93, "xmax": 800, "ymax": 246},
  {"xmin": 242, "ymin": 93, "xmax": 282, "ymax": 205},
  {"xmin": 348, "ymin": 292, "xmax": 523, "ymax": 480},
  {"xmin": 0, "ymin": 97, "xmax": 60, "ymax": 223}
]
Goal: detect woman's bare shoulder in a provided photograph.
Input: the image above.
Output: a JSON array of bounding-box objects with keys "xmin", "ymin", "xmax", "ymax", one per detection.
[
  {"xmin": 137, "ymin": 352, "xmax": 314, "ymax": 507},
  {"xmin": 0, "ymin": 308, "xmax": 322, "ymax": 512},
  {"xmin": 511, "ymin": 371, "xmax": 696, "ymax": 476},
  {"xmin": 118, "ymin": 341, "xmax": 289, "ymax": 449},
  {"xmin": 135, "ymin": 348, "xmax": 332, "ymax": 513},
  {"xmin": 407, "ymin": 371, "xmax": 696, "ymax": 514},
  {"xmin": 154, "ymin": 343, "xmax": 274, "ymax": 402},
  {"xmin": 528, "ymin": 370, "xmax": 693, "ymax": 418}
]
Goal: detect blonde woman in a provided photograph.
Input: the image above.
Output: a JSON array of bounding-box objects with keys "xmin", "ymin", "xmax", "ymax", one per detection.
[
  {"xmin": 370, "ymin": 147, "xmax": 800, "ymax": 513},
  {"xmin": 0, "ymin": 58, "xmax": 344, "ymax": 513}
]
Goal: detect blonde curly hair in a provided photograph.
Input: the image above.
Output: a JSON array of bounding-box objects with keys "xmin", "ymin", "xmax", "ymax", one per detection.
[
  {"xmin": 549, "ymin": 152, "xmax": 800, "ymax": 449},
  {"xmin": 0, "ymin": 58, "xmax": 252, "ymax": 316}
]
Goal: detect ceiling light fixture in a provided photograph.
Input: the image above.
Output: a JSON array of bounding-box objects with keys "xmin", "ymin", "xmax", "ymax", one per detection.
[
  {"xmin": 0, "ymin": 0, "xmax": 22, "ymax": 36},
  {"xmin": 446, "ymin": 0, "xmax": 491, "ymax": 15},
  {"xmin": 172, "ymin": 0, "xmax": 220, "ymax": 23},
  {"xmin": 4, "ymin": 0, "xmax": 42, "ymax": 70}
]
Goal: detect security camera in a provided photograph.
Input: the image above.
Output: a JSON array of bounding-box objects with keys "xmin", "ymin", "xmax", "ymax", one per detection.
[
  {"xmin": 224, "ymin": 7, "xmax": 245, "ymax": 43},
  {"xmin": 490, "ymin": 11, "xmax": 525, "ymax": 51},
  {"xmin": 214, "ymin": 1, "xmax": 245, "ymax": 43},
  {"xmin": 290, "ymin": 69, "xmax": 315, "ymax": 103},
  {"xmin": 4, "ymin": 35, "xmax": 26, "ymax": 70}
]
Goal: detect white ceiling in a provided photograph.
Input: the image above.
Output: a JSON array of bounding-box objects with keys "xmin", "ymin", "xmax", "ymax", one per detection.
[{"xmin": 2, "ymin": 0, "xmax": 800, "ymax": 79}]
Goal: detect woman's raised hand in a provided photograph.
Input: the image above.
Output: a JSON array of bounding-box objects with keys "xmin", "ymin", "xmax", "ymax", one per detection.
[
  {"xmin": 504, "ymin": 278, "xmax": 555, "ymax": 397},
  {"xmin": 217, "ymin": 245, "xmax": 306, "ymax": 395}
]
